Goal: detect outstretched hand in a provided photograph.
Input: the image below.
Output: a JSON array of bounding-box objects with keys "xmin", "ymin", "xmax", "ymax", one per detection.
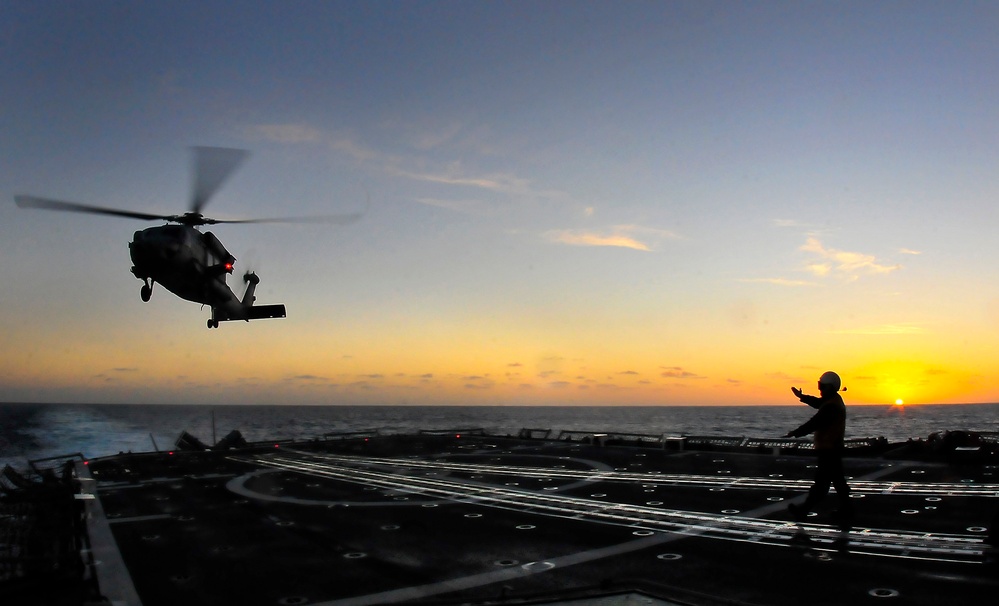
[{"xmin": 790, "ymin": 386, "xmax": 803, "ymax": 399}]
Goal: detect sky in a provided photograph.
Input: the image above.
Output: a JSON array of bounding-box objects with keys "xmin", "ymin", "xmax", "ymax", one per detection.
[{"xmin": 2, "ymin": 1, "xmax": 999, "ymax": 407}]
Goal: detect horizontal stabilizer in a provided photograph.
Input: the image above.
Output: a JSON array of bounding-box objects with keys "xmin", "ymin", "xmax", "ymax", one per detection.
[
  {"xmin": 213, "ymin": 304, "xmax": 286, "ymax": 323},
  {"xmin": 245, "ymin": 304, "xmax": 286, "ymax": 320}
]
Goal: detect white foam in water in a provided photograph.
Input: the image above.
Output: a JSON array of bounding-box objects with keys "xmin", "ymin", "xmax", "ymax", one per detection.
[{"xmin": 2, "ymin": 402, "xmax": 998, "ymax": 468}]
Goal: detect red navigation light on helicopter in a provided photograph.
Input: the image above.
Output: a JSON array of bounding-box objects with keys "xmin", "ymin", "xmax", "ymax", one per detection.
[{"xmin": 225, "ymin": 262, "xmax": 234, "ymax": 273}]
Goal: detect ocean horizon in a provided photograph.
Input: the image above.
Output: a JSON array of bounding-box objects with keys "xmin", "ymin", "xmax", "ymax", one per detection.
[{"xmin": 3, "ymin": 402, "xmax": 998, "ymax": 471}]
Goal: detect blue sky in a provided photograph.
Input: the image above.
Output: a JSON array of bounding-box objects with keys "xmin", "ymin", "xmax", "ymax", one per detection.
[{"xmin": 2, "ymin": 1, "xmax": 999, "ymax": 406}]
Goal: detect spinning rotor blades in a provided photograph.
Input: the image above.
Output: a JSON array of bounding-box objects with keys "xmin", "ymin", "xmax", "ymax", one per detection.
[
  {"xmin": 14, "ymin": 146, "xmax": 368, "ymax": 227},
  {"xmin": 190, "ymin": 146, "xmax": 249, "ymax": 215},
  {"xmin": 14, "ymin": 195, "xmax": 176, "ymax": 222},
  {"xmin": 209, "ymin": 213, "xmax": 364, "ymax": 225}
]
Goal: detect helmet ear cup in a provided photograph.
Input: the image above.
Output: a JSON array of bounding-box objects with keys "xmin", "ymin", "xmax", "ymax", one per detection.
[{"xmin": 818, "ymin": 371, "xmax": 841, "ymax": 392}]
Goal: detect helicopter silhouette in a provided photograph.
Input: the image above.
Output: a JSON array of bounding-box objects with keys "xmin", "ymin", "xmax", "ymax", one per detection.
[{"xmin": 15, "ymin": 146, "xmax": 361, "ymax": 329}]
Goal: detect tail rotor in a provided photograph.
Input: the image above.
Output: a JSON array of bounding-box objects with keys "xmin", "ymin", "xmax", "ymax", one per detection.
[{"xmin": 241, "ymin": 270, "xmax": 260, "ymax": 306}]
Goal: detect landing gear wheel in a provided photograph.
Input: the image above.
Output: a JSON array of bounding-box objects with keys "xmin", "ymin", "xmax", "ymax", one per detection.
[
  {"xmin": 140, "ymin": 283, "xmax": 152, "ymax": 302},
  {"xmin": 207, "ymin": 319, "xmax": 219, "ymax": 329}
]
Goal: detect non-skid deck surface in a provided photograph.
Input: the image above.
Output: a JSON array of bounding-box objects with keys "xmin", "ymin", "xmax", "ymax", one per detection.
[{"xmin": 81, "ymin": 435, "xmax": 999, "ymax": 605}]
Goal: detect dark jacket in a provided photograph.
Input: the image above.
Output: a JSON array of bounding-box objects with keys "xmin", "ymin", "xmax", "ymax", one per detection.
[{"xmin": 789, "ymin": 392, "xmax": 846, "ymax": 450}]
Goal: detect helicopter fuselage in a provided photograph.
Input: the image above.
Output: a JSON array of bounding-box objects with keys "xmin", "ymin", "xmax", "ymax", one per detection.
[
  {"xmin": 15, "ymin": 146, "xmax": 312, "ymax": 328},
  {"xmin": 129, "ymin": 225, "xmax": 285, "ymax": 328}
]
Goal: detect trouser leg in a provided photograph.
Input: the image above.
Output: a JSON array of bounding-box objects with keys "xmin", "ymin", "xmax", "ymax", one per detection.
[
  {"xmin": 805, "ymin": 450, "xmax": 851, "ymax": 511},
  {"xmin": 827, "ymin": 451, "xmax": 852, "ymax": 509},
  {"xmin": 803, "ymin": 457, "xmax": 831, "ymax": 510},
  {"xmin": 805, "ymin": 450, "xmax": 850, "ymax": 509}
]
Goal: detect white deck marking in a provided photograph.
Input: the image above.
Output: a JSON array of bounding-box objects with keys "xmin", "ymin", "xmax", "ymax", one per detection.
[
  {"xmin": 282, "ymin": 451, "xmax": 999, "ymax": 496},
  {"xmin": 221, "ymin": 451, "xmax": 995, "ymax": 606}
]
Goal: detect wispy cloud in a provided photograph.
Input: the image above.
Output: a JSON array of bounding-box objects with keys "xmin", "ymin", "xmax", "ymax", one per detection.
[
  {"xmin": 660, "ymin": 366, "xmax": 704, "ymax": 379},
  {"xmin": 546, "ymin": 229, "xmax": 652, "ymax": 251},
  {"xmin": 290, "ymin": 374, "xmax": 328, "ymax": 382},
  {"xmin": 899, "ymin": 248, "xmax": 922, "ymax": 255},
  {"xmin": 800, "ymin": 237, "xmax": 901, "ymax": 279},
  {"xmin": 346, "ymin": 381, "xmax": 376, "ymax": 390},
  {"xmin": 93, "ymin": 368, "xmax": 139, "ymax": 382},
  {"xmin": 397, "ymin": 169, "xmax": 516, "ymax": 191},
  {"xmin": 546, "ymin": 224, "xmax": 678, "ymax": 252},
  {"xmin": 244, "ymin": 120, "xmax": 565, "ymax": 210},
  {"xmin": 393, "ymin": 166, "xmax": 562, "ymax": 199},
  {"xmin": 410, "ymin": 122, "xmax": 466, "ymax": 150},
  {"xmin": 330, "ymin": 136, "xmax": 382, "ymax": 162}
]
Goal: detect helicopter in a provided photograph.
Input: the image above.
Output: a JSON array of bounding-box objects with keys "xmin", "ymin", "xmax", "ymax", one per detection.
[{"xmin": 15, "ymin": 146, "xmax": 360, "ymax": 329}]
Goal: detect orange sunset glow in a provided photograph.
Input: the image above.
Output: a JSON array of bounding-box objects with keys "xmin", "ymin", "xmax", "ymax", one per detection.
[{"xmin": 3, "ymin": 4, "xmax": 999, "ymax": 407}]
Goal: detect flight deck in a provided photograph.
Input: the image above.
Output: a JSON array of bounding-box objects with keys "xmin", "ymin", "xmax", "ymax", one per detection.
[{"xmin": 65, "ymin": 431, "xmax": 999, "ymax": 606}]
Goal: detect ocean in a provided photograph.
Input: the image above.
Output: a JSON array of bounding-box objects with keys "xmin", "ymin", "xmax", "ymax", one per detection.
[{"xmin": 2, "ymin": 402, "xmax": 998, "ymax": 471}]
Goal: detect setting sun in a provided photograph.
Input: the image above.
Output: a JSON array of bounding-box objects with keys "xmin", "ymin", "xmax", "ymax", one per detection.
[{"xmin": 5, "ymin": 4, "xmax": 999, "ymax": 408}]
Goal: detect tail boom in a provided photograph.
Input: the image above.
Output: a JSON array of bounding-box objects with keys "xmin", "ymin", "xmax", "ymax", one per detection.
[{"xmin": 207, "ymin": 272, "xmax": 285, "ymax": 328}]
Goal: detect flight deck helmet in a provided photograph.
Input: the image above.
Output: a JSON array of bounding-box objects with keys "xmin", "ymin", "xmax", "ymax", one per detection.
[{"xmin": 818, "ymin": 371, "xmax": 841, "ymax": 392}]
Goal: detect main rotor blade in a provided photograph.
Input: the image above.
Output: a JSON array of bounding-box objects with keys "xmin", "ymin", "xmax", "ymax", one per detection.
[
  {"xmin": 15, "ymin": 195, "xmax": 174, "ymax": 222},
  {"xmin": 190, "ymin": 146, "xmax": 249, "ymax": 214},
  {"xmin": 208, "ymin": 212, "xmax": 364, "ymax": 226},
  {"xmin": 214, "ymin": 193, "xmax": 371, "ymax": 226}
]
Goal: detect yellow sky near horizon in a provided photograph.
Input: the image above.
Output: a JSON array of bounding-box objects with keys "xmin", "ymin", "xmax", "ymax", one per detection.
[
  {"xmin": 3, "ymin": 4, "xmax": 999, "ymax": 407},
  {"xmin": 3, "ymin": 309, "xmax": 993, "ymax": 406}
]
